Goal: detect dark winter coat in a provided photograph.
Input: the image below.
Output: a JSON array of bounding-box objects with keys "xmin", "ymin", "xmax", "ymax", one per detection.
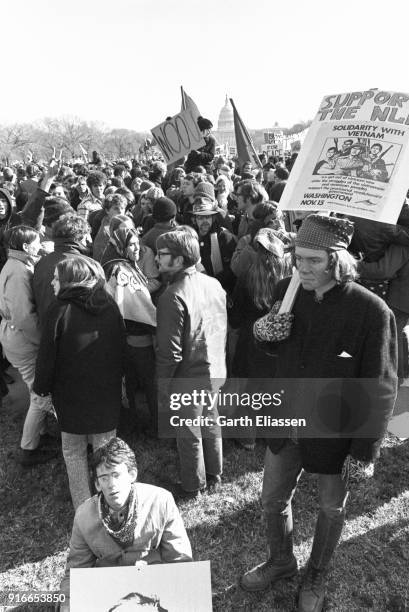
[
  {"xmin": 198, "ymin": 226, "xmax": 237, "ymax": 293},
  {"xmin": 349, "ymin": 215, "xmax": 409, "ymax": 262},
  {"xmin": 33, "ymin": 286, "xmax": 126, "ymax": 434},
  {"xmin": 32, "ymin": 239, "xmax": 90, "ymax": 326},
  {"xmin": 229, "ymin": 280, "xmax": 276, "ymax": 378},
  {"xmin": 267, "ymin": 279, "xmax": 397, "ymax": 474},
  {"xmin": 184, "ymin": 135, "xmax": 216, "ymax": 173}
]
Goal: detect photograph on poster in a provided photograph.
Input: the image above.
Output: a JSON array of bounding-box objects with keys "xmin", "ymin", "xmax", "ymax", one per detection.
[{"xmin": 70, "ymin": 562, "xmax": 212, "ymax": 612}]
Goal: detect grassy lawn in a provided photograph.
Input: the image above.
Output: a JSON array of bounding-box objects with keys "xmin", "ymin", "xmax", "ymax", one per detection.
[{"xmin": 1, "ymin": 374, "xmax": 409, "ymax": 611}]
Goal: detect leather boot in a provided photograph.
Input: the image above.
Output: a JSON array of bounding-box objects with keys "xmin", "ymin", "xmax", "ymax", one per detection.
[{"xmin": 240, "ymin": 513, "xmax": 298, "ymax": 592}]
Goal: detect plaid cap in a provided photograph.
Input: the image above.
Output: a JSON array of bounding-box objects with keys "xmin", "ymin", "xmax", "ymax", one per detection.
[{"xmin": 295, "ymin": 214, "xmax": 354, "ymax": 251}]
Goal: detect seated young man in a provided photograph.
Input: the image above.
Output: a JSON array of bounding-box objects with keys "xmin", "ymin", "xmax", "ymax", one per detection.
[{"xmin": 60, "ymin": 438, "xmax": 192, "ymax": 609}]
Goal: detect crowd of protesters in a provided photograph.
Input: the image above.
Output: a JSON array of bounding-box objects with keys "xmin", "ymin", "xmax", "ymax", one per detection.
[{"xmin": 0, "ymin": 113, "xmax": 405, "ymax": 612}]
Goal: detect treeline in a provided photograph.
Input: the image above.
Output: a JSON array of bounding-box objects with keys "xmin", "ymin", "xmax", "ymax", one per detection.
[{"xmin": 0, "ymin": 116, "xmax": 150, "ymax": 163}]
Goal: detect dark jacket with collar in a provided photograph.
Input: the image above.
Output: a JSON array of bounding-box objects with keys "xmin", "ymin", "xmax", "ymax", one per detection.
[
  {"xmin": 33, "ymin": 286, "xmax": 126, "ymax": 434},
  {"xmin": 156, "ymin": 267, "xmax": 227, "ymax": 394},
  {"xmin": 266, "ymin": 278, "xmax": 397, "ymax": 473},
  {"xmin": 33, "ymin": 239, "xmax": 89, "ymax": 327}
]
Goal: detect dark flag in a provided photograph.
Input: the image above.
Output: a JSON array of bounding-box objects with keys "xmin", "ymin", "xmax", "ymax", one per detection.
[
  {"xmin": 180, "ymin": 86, "xmax": 201, "ymax": 120},
  {"xmin": 230, "ymin": 98, "xmax": 262, "ymax": 169}
]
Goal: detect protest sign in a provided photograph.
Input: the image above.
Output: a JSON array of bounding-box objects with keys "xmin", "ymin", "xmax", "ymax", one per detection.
[
  {"xmin": 151, "ymin": 110, "xmax": 205, "ymax": 165},
  {"xmin": 280, "ymin": 89, "xmax": 409, "ymax": 223},
  {"xmin": 70, "ymin": 561, "xmax": 212, "ymax": 611}
]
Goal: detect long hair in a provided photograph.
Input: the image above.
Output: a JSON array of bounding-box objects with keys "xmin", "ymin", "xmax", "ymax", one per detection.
[
  {"xmin": 246, "ymin": 244, "xmax": 292, "ymax": 310},
  {"xmin": 56, "ymin": 255, "xmax": 106, "ymax": 291},
  {"xmin": 328, "ymin": 249, "xmax": 359, "ymax": 283}
]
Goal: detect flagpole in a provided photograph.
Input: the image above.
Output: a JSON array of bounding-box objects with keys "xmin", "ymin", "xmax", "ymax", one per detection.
[{"xmin": 181, "ymin": 86, "xmax": 186, "ymax": 111}]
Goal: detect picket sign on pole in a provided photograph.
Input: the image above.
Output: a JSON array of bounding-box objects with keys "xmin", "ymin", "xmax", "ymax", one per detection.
[{"xmin": 151, "ymin": 109, "xmax": 206, "ymax": 165}]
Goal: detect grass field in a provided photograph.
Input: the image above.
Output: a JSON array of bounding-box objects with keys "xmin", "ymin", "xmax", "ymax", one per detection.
[{"xmin": 0, "ymin": 373, "xmax": 409, "ymax": 611}]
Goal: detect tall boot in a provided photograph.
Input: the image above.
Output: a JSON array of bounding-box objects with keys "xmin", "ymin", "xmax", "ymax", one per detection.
[
  {"xmin": 298, "ymin": 508, "xmax": 345, "ymax": 612},
  {"xmin": 240, "ymin": 512, "xmax": 298, "ymax": 592}
]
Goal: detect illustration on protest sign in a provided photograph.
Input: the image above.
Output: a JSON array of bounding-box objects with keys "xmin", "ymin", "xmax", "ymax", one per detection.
[
  {"xmin": 151, "ymin": 110, "xmax": 206, "ymax": 165},
  {"xmin": 312, "ymin": 137, "xmax": 401, "ymax": 187},
  {"xmin": 280, "ymin": 89, "xmax": 409, "ymax": 223},
  {"xmin": 70, "ymin": 561, "xmax": 212, "ymax": 612}
]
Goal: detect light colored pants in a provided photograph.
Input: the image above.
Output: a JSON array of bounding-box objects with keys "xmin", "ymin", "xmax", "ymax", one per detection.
[
  {"xmin": 61, "ymin": 430, "xmax": 116, "ymax": 510},
  {"xmin": 1, "ymin": 326, "xmax": 54, "ymax": 450}
]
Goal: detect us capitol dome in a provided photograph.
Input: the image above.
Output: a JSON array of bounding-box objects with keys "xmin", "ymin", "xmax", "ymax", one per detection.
[{"xmin": 214, "ymin": 95, "xmax": 236, "ymax": 152}]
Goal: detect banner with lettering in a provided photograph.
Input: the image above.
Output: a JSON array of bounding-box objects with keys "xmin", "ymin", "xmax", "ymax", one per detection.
[
  {"xmin": 280, "ymin": 89, "xmax": 409, "ymax": 223},
  {"xmin": 151, "ymin": 110, "xmax": 205, "ymax": 165}
]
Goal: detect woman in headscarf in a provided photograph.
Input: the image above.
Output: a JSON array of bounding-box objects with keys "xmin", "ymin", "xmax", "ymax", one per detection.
[
  {"xmin": 100, "ymin": 215, "xmax": 161, "ymax": 295},
  {"xmin": 102, "ymin": 224, "xmax": 158, "ymax": 435}
]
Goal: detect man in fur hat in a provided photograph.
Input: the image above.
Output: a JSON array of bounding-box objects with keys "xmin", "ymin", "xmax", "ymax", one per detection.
[{"xmin": 240, "ymin": 213, "xmax": 397, "ymax": 612}]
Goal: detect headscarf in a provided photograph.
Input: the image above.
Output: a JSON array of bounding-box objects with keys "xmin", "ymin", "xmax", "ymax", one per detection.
[
  {"xmin": 108, "ymin": 224, "xmax": 149, "ymax": 288},
  {"xmin": 110, "ymin": 225, "xmax": 138, "ymax": 259}
]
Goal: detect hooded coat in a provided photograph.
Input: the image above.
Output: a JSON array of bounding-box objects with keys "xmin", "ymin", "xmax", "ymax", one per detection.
[{"xmin": 33, "ymin": 286, "xmax": 126, "ymax": 434}]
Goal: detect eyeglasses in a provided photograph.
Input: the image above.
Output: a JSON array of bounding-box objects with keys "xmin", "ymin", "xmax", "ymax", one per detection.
[{"xmin": 157, "ymin": 250, "xmax": 172, "ymax": 258}]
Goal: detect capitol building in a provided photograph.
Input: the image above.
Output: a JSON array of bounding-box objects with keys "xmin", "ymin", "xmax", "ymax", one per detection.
[
  {"xmin": 213, "ymin": 96, "xmax": 286, "ymax": 156},
  {"xmin": 214, "ymin": 96, "xmax": 236, "ymax": 152}
]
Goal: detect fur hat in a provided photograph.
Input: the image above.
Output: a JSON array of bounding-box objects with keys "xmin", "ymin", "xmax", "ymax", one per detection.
[
  {"xmin": 152, "ymin": 197, "xmax": 177, "ymax": 222},
  {"xmin": 295, "ymin": 214, "xmax": 354, "ymax": 251}
]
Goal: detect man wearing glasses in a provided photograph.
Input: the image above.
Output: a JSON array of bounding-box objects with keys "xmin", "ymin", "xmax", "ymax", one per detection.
[
  {"xmin": 155, "ymin": 228, "xmax": 227, "ymax": 499},
  {"xmin": 59, "ymin": 438, "xmax": 191, "ymax": 611}
]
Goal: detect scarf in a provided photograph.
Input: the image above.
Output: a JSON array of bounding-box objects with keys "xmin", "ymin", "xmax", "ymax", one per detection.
[
  {"xmin": 98, "ymin": 483, "xmax": 139, "ymax": 548},
  {"xmin": 109, "ymin": 225, "xmax": 139, "ymax": 259}
]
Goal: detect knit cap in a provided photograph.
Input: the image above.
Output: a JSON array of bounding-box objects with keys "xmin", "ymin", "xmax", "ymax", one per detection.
[
  {"xmin": 295, "ymin": 214, "xmax": 354, "ymax": 252},
  {"xmin": 152, "ymin": 197, "xmax": 177, "ymax": 222},
  {"xmin": 194, "ymin": 181, "xmax": 215, "ymax": 202}
]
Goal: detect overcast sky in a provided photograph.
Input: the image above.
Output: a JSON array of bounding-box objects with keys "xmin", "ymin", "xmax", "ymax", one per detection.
[{"xmin": 2, "ymin": 0, "xmax": 408, "ymax": 131}]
